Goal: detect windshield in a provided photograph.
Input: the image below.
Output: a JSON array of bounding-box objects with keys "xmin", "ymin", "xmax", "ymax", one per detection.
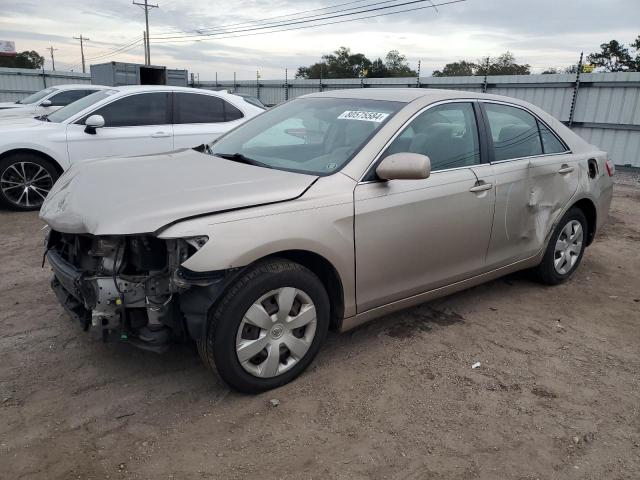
[
  {"xmin": 47, "ymin": 89, "xmax": 118, "ymax": 123},
  {"xmin": 208, "ymin": 97, "xmax": 403, "ymax": 175},
  {"xmin": 16, "ymin": 87, "xmax": 57, "ymax": 104}
]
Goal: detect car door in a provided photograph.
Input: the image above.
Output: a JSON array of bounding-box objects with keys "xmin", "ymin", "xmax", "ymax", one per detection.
[
  {"xmin": 172, "ymin": 92, "xmax": 246, "ymax": 149},
  {"xmin": 65, "ymin": 92, "xmax": 173, "ymax": 162},
  {"xmin": 354, "ymin": 101, "xmax": 496, "ymax": 312},
  {"xmin": 480, "ymin": 102, "xmax": 580, "ymax": 267}
]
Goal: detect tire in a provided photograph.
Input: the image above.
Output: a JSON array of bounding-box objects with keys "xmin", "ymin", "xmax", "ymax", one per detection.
[
  {"xmin": 533, "ymin": 207, "xmax": 588, "ymax": 285},
  {"xmin": 200, "ymin": 258, "xmax": 330, "ymax": 393},
  {"xmin": 0, "ymin": 153, "xmax": 59, "ymax": 211}
]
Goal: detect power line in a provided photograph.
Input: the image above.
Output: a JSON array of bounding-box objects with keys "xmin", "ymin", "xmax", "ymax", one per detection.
[
  {"xmin": 82, "ymin": 37, "xmax": 145, "ymax": 63},
  {"xmin": 151, "ymin": 0, "xmax": 450, "ymax": 40},
  {"xmin": 152, "ymin": 0, "xmax": 377, "ymax": 36},
  {"xmin": 68, "ymin": 39, "xmax": 144, "ymax": 70},
  {"xmin": 150, "ymin": 0, "xmax": 465, "ymax": 44},
  {"xmin": 81, "ymin": 35, "xmax": 143, "ymax": 61},
  {"xmin": 133, "ymin": 0, "xmax": 159, "ymax": 65}
]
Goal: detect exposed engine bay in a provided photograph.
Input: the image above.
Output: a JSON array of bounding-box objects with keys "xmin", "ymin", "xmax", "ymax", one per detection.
[{"xmin": 45, "ymin": 230, "xmax": 222, "ymax": 352}]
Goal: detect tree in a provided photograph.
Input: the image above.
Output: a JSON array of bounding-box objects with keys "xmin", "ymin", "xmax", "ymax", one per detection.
[
  {"xmin": 432, "ymin": 52, "xmax": 530, "ymax": 77},
  {"xmin": 296, "ymin": 47, "xmax": 415, "ymax": 79},
  {"xmin": 433, "ymin": 60, "xmax": 476, "ymax": 77},
  {"xmin": 296, "ymin": 47, "xmax": 371, "ymax": 79},
  {"xmin": 541, "ymin": 67, "xmax": 560, "ymax": 74},
  {"xmin": 367, "ymin": 58, "xmax": 388, "ymax": 78},
  {"xmin": 476, "ymin": 52, "xmax": 530, "ymax": 76},
  {"xmin": 629, "ymin": 35, "xmax": 640, "ymax": 70},
  {"xmin": 0, "ymin": 50, "xmax": 45, "ymax": 69},
  {"xmin": 381, "ymin": 50, "xmax": 417, "ymax": 77},
  {"xmin": 564, "ymin": 63, "xmax": 595, "ymax": 74},
  {"xmin": 586, "ymin": 40, "xmax": 634, "ymax": 72}
]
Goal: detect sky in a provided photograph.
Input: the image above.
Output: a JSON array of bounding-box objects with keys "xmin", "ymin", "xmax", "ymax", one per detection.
[{"xmin": 1, "ymin": 0, "xmax": 639, "ymax": 79}]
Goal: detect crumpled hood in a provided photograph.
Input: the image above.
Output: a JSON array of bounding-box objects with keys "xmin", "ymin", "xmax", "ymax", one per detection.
[{"xmin": 40, "ymin": 149, "xmax": 318, "ymax": 235}]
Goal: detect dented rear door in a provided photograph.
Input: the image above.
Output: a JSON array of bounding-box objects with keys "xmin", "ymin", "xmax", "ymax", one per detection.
[
  {"xmin": 485, "ymin": 154, "xmax": 579, "ymax": 267},
  {"xmin": 480, "ymin": 99, "xmax": 580, "ymax": 267}
]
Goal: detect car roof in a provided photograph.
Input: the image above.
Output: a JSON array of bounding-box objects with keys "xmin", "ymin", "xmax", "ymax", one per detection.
[
  {"xmin": 110, "ymin": 85, "xmax": 231, "ymax": 95},
  {"xmin": 51, "ymin": 84, "xmax": 110, "ymax": 91},
  {"xmin": 301, "ymin": 87, "xmax": 531, "ymax": 106}
]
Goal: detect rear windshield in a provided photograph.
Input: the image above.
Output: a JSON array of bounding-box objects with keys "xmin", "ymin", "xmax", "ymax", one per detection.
[
  {"xmin": 47, "ymin": 89, "xmax": 118, "ymax": 123},
  {"xmin": 208, "ymin": 97, "xmax": 404, "ymax": 176}
]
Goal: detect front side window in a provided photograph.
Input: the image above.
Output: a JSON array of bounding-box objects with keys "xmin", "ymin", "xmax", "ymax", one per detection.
[
  {"xmin": 381, "ymin": 102, "xmax": 481, "ymax": 172},
  {"xmin": 85, "ymin": 92, "xmax": 170, "ymax": 127},
  {"xmin": 49, "ymin": 89, "xmax": 117, "ymax": 123},
  {"xmin": 208, "ymin": 97, "xmax": 403, "ymax": 176},
  {"xmin": 484, "ymin": 103, "xmax": 543, "ymax": 161},
  {"xmin": 47, "ymin": 90, "xmax": 89, "ymax": 107}
]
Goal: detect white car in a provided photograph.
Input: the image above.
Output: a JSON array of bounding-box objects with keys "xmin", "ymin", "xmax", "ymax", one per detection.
[
  {"xmin": 0, "ymin": 85, "xmax": 265, "ymax": 210},
  {"xmin": 0, "ymin": 84, "xmax": 110, "ymax": 120}
]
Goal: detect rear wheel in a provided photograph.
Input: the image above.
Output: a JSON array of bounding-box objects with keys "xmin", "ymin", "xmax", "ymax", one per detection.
[
  {"xmin": 534, "ymin": 207, "xmax": 587, "ymax": 285},
  {"xmin": 0, "ymin": 153, "xmax": 58, "ymax": 210},
  {"xmin": 200, "ymin": 259, "xmax": 330, "ymax": 393}
]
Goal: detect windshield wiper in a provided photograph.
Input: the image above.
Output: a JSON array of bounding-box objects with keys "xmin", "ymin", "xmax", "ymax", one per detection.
[
  {"xmin": 214, "ymin": 152, "xmax": 271, "ymax": 169},
  {"xmin": 35, "ymin": 114, "xmax": 51, "ymax": 122}
]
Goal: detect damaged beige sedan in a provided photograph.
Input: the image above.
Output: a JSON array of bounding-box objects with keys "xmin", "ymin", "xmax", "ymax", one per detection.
[{"xmin": 40, "ymin": 89, "xmax": 614, "ymax": 392}]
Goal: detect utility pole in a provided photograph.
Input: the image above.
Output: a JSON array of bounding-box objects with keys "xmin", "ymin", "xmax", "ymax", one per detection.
[
  {"xmin": 73, "ymin": 35, "xmax": 90, "ymax": 73},
  {"xmin": 143, "ymin": 31, "xmax": 148, "ymax": 64},
  {"xmin": 47, "ymin": 46, "xmax": 58, "ymax": 71},
  {"xmin": 133, "ymin": 0, "xmax": 159, "ymax": 65}
]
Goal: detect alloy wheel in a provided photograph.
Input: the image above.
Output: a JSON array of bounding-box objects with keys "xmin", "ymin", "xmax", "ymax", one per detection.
[
  {"xmin": 554, "ymin": 219, "xmax": 583, "ymax": 275},
  {"xmin": 235, "ymin": 287, "xmax": 317, "ymax": 378},
  {"xmin": 0, "ymin": 161, "xmax": 53, "ymax": 208}
]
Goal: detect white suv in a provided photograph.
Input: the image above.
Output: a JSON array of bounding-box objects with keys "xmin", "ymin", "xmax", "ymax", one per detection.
[
  {"xmin": 0, "ymin": 84, "xmax": 110, "ymax": 120},
  {"xmin": 0, "ymin": 85, "xmax": 265, "ymax": 210}
]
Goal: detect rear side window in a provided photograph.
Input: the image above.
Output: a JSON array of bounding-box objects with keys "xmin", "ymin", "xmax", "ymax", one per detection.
[
  {"xmin": 538, "ymin": 121, "xmax": 567, "ymax": 154},
  {"xmin": 48, "ymin": 90, "xmax": 88, "ymax": 107},
  {"xmin": 87, "ymin": 92, "xmax": 170, "ymax": 127},
  {"xmin": 173, "ymin": 93, "xmax": 244, "ymax": 124},
  {"xmin": 382, "ymin": 102, "xmax": 481, "ymax": 171},
  {"xmin": 484, "ymin": 103, "xmax": 543, "ymax": 161}
]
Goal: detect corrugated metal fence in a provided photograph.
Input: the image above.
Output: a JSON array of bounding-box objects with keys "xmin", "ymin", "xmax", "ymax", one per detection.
[
  {"xmin": 0, "ymin": 67, "xmax": 90, "ymax": 102},
  {"xmin": 194, "ymin": 72, "xmax": 640, "ymax": 168},
  {"xmin": 1, "ymin": 67, "xmax": 638, "ymax": 167}
]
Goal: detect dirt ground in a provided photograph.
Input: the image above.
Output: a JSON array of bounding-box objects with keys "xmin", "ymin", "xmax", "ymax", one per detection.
[{"xmin": 1, "ymin": 173, "xmax": 639, "ymax": 480}]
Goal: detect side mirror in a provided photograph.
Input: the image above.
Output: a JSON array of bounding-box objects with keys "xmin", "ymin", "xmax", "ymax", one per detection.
[
  {"xmin": 40, "ymin": 99, "xmax": 52, "ymax": 107},
  {"xmin": 376, "ymin": 153, "xmax": 431, "ymax": 181},
  {"xmin": 84, "ymin": 114, "xmax": 105, "ymax": 135}
]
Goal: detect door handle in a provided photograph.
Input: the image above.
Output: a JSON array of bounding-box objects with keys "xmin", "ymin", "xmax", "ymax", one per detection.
[
  {"xmin": 469, "ymin": 182, "xmax": 493, "ymax": 193},
  {"xmin": 558, "ymin": 165, "xmax": 574, "ymax": 174},
  {"xmin": 151, "ymin": 132, "xmax": 170, "ymax": 138}
]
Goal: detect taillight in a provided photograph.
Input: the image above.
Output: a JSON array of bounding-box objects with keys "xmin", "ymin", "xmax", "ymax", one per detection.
[{"xmin": 605, "ymin": 159, "xmax": 615, "ymax": 177}]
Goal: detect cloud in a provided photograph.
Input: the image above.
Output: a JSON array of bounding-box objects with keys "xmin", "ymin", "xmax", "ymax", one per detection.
[{"xmin": 1, "ymin": 0, "xmax": 639, "ymax": 77}]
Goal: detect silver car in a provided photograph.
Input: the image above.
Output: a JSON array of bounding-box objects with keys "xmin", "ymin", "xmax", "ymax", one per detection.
[{"xmin": 40, "ymin": 89, "xmax": 614, "ymax": 392}]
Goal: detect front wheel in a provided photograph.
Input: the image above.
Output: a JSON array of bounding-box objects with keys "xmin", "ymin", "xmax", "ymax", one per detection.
[
  {"xmin": 533, "ymin": 207, "xmax": 588, "ymax": 285},
  {"xmin": 200, "ymin": 259, "xmax": 330, "ymax": 393},
  {"xmin": 0, "ymin": 154, "xmax": 58, "ymax": 210}
]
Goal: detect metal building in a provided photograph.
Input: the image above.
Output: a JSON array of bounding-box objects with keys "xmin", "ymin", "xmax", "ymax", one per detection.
[{"xmin": 90, "ymin": 62, "xmax": 188, "ymax": 87}]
